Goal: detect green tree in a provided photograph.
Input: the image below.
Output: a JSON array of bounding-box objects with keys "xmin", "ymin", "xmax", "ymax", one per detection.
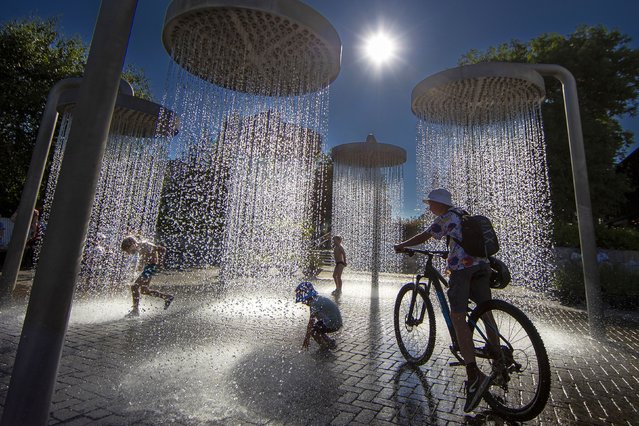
[
  {"xmin": 460, "ymin": 25, "xmax": 639, "ymax": 224},
  {"xmin": 0, "ymin": 17, "xmax": 152, "ymax": 216}
]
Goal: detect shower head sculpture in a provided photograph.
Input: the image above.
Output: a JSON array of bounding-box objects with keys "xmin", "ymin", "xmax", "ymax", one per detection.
[
  {"xmin": 57, "ymin": 90, "xmax": 179, "ymax": 137},
  {"xmin": 411, "ymin": 62, "xmax": 546, "ymax": 124},
  {"xmin": 331, "ymin": 134, "xmax": 406, "ymax": 168},
  {"xmin": 163, "ymin": 0, "xmax": 342, "ymax": 96}
]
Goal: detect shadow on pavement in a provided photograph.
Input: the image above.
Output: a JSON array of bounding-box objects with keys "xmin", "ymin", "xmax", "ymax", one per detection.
[
  {"xmin": 231, "ymin": 342, "xmax": 341, "ymax": 424},
  {"xmin": 392, "ymin": 362, "xmax": 437, "ymax": 424}
]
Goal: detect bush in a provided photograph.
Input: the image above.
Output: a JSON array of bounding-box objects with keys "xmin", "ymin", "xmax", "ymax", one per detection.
[
  {"xmin": 302, "ymin": 251, "xmax": 322, "ymax": 278},
  {"xmin": 554, "ymin": 222, "xmax": 639, "ymax": 250},
  {"xmin": 553, "ymin": 261, "xmax": 639, "ymax": 310}
]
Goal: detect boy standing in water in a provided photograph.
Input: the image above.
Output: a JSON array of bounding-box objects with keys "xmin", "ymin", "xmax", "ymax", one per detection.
[
  {"xmin": 332, "ymin": 235, "xmax": 347, "ymax": 295},
  {"xmin": 121, "ymin": 235, "xmax": 174, "ymax": 317}
]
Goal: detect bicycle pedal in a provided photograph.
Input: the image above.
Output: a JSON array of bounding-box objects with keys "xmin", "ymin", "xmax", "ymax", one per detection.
[{"xmin": 449, "ymin": 361, "xmax": 464, "ymax": 367}]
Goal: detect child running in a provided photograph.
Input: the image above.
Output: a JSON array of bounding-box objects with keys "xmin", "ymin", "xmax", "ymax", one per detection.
[{"xmin": 121, "ymin": 235, "xmax": 174, "ymax": 318}]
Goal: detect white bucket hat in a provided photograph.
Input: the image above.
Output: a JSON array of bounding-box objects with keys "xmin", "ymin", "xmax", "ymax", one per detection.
[{"xmin": 424, "ymin": 188, "xmax": 453, "ymax": 206}]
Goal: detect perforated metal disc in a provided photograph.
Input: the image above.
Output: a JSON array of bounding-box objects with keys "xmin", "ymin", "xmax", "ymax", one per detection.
[
  {"xmin": 411, "ymin": 62, "xmax": 546, "ymax": 124},
  {"xmin": 57, "ymin": 90, "xmax": 179, "ymax": 137},
  {"xmin": 163, "ymin": 0, "xmax": 342, "ymax": 96},
  {"xmin": 331, "ymin": 135, "xmax": 406, "ymax": 168}
]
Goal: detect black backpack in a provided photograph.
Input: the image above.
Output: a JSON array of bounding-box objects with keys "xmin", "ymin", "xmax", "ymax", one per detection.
[{"xmin": 450, "ymin": 209, "xmax": 499, "ymax": 257}]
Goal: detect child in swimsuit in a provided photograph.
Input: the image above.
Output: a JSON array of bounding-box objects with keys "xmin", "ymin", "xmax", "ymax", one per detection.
[
  {"xmin": 121, "ymin": 235, "xmax": 174, "ymax": 317},
  {"xmin": 332, "ymin": 235, "xmax": 347, "ymax": 295}
]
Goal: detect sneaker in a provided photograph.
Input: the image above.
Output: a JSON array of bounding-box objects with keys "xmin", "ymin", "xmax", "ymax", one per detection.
[
  {"xmin": 326, "ymin": 336, "xmax": 337, "ymax": 350},
  {"xmin": 125, "ymin": 308, "xmax": 140, "ymax": 318},
  {"xmin": 164, "ymin": 296, "xmax": 174, "ymax": 310},
  {"xmin": 464, "ymin": 371, "xmax": 493, "ymax": 413}
]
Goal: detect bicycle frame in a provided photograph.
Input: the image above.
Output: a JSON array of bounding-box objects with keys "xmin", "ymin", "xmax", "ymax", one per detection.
[
  {"xmin": 407, "ymin": 249, "xmax": 463, "ymax": 361},
  {"xmin": 406, "ymin": 248, "xmax": 503, "ymax": 365},
  {"xmin": 397, "ymin": 248, "xmax": 552, "ymax": 421}
]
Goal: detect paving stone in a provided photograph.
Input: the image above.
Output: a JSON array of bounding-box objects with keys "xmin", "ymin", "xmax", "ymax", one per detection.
[{"xmin": 0, "ymin": 272, "xmax": 638, "ymax": 424}]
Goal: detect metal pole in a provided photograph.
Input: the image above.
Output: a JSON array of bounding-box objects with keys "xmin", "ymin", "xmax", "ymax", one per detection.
[
  {"xmin": 0, "ymin": 78, "xmax": 81, "ymax": 303},
  {"xmin": 371, "ymin": 172, "xmax": 381, "ymax": 289},
  {"xmin": 531, "ymin": 63, "xmax": 605, "ymax": 338},
  {"xmin": 1, "ymin": 1, "xmax": 138, "ymax": 424},
  {"xmin": 0, "ymin": 79, "xmax": 132, "ymax": 304}
]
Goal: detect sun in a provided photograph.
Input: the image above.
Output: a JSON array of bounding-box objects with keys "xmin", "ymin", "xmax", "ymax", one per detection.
[{"xmin": 364, "ymin": 32, "xmax": 397, "ymax": 65}]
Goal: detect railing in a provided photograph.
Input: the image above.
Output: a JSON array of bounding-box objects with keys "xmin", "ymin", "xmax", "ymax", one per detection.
[{"xmin": 310, "ymin": 249, "xmax": 333, "ymax": 266}]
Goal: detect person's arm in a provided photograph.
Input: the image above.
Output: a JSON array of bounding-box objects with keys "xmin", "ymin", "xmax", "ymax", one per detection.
[
  {"xmin": 302, "ymin": 315, "xmax": 315, "ymax": 350},
  {"xmin": 156, "ymin": 245, "xmax": 167, "ymax": 267},
  {"xmin": 394, "ymin": 230, "xmax": 432, "ymax": 252}
]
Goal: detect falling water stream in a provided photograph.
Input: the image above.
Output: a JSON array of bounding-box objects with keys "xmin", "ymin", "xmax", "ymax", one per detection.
[
  {"xmin": 331, "ymin": 162, "xmax": 404, "ymax": 275},
  {"xmin": 159, "ymin": 9, "xmax": 333, "ymax": 289},
  {"xmin": 416, "ymin": 91, "xmax": 554, "ymax": 289},
  {"xmin": 39, "ymin": 110, "xmax": 171, "ymax": 293}
]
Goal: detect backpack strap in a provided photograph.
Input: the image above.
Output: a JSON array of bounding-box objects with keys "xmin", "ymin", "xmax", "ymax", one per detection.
[{"xmin": 446, "ymin": 208, "xmax": 467, "ymax": 247}]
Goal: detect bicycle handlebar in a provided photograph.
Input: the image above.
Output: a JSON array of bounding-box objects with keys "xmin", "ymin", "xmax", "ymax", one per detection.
[{"xmin": 399, "ymin": 247, "xmax": 449, "ymax": 259}]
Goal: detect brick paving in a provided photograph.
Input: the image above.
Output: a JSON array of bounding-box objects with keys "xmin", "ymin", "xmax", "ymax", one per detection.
[{"xmin": 0, "ymin": 269, "xmax": 638, "ymax": 425}]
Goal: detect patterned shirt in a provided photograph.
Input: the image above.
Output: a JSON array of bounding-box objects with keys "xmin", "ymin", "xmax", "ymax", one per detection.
[{"xmin": 426, "ymin": 207, "xmax": 488, "ymax": 271}]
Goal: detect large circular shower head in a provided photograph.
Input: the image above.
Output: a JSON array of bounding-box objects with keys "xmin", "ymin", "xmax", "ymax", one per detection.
[
  {"xmin": 57, "ymin": 90, "xmax": 179, "ymax": 138},
  {"xmin": 331, "ymin": 134, "xmax": 406, "ymax": 168},
  {"xmin": 411, "ymin": 62, "xmax": 546, "ymax": 124},
  {"xmin": 162, "ymin": 0, "xmax": 342, "ymax": 96}
]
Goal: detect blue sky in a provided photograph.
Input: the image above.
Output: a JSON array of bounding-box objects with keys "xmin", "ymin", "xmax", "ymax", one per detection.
[{"xmin": 3, "ymin": 0, "xmax": 639, "ymax": 218}]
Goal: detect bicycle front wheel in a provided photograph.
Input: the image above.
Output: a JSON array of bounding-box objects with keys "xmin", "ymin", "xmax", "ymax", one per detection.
[
  {"xmin": 394, "ymin": 283, "xmax": 436, "ymax": 365},
  {"xmin": 468, "ymin": 299, "xmax": 551, "ymax": 421}
]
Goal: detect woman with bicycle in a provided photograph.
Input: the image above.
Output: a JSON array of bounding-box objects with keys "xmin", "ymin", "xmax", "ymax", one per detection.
[{"xmin": 394, "ymin": 188, "xmax": 494, "ymax": 413}]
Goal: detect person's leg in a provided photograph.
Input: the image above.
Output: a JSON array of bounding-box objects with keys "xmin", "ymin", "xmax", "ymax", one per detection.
[
  {"xmin": 132, "ymin": 280, "xmax": 145, "ymax": 308},
  {"xmin": 449, "ymin": 265, "xmax": 493, "ymax": 412},
  {"xmin": 139, "ymin": 265, "xmax": 174, "ymax": 309},
  {"xmin": 127, "ymin": 277, "xmax": 145, "ymax": 317},
  {"xmin": 469, "ymin": 263, "xmax": 500, "ymax": 352},
  {"xmin": 332, "ymin": 264, "xmax": 344, "ymax": 293},
  {"xmin": 140, "ymin": 283, "xmax": 174, "ymax": 308},
  {"xmin": 448, "ymin": 267, "xmax": 476, "ymax": 366},
  {"xmin": 310, "ymin": 321, "xmax": 336, "ymax": 348}
]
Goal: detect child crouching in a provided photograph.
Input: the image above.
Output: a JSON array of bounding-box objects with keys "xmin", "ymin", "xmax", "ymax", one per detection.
[{"xmin": 295, "ymin": 282, "xmax": 342, "ymax": 350}]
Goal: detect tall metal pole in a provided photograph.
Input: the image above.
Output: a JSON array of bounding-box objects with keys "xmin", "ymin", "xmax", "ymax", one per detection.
[
  {"xmin": 532, "ymin": 63, "xmax": 605, "ymax": 338},
  {"xmin": 0, "ymin": 79, "xmax": 132, "ymax": 304},
  {"xmin": 0, "ymin": 78, "xmax": 81, "ymax": 303},
  {"xmin": 371, "ymin": 176, "xmax": 382, "ymax": 289},
  {"xmin": 371, "ymin": 173, "xmax": 381, "ymax": 289},
  {"xmin": 1, "ymin": 1, "xmax": 138, "ymax": 424}
]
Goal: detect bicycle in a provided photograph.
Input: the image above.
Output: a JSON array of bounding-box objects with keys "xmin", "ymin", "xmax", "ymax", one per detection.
[{"xmin": 393, "ymin": 248, "xmax": 551, "ymax": 421}]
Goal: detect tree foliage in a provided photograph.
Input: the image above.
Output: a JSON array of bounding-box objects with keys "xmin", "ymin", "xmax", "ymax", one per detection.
[
  {"xmin": 0, "ymin": 17, "xmax": 152, "ymax": 216},
  {"xmin": 460, "ymin": 25, "xmax": 639, "ymax": 223},
  {"xmin": 0, "ymin": 17, "xmax": 85, "ymax": 216}
]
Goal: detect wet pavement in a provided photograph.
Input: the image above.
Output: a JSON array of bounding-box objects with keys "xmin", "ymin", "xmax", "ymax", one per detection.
[{"xmin": 1, "ymin": 269, "xmax": 638, "ymax": 425}]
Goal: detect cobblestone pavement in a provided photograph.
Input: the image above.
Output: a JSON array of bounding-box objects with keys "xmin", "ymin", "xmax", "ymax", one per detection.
[{"xmin": 1, "ymin": 270, "xmax": 638, "ymax": 425}]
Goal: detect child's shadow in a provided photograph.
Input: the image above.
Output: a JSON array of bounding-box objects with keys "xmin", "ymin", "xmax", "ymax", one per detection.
[{"xmin": 230, "ymin": 343, "xmax": 340, "ymax": 421}]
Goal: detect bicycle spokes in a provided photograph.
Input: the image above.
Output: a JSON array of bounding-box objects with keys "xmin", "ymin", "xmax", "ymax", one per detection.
[{"xmin": 468, "ymin": 300, "xmax": 551, "ymax": 421}]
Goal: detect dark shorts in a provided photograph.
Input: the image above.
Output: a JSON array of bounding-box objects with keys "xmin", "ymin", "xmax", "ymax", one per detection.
[
  {"xmin": 447, "ymin": 263, "xmax": 492, "ymax": 313},
  {"xmin": 312, "ymin": 320, "xmax": 339, "ymax": 334},
  {"xmin": 140, "ymin": 264, "xmax": 158, "ymax": 280}
]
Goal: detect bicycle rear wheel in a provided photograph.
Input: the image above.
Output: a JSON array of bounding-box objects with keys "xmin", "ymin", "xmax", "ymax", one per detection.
[
  {"xmin": 394, "ymin": 283, "xmax": 436, "ymax": 365},
  {"xmin": 468, "ymin": 299, "xmax": 551, "ymax": 421}
]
